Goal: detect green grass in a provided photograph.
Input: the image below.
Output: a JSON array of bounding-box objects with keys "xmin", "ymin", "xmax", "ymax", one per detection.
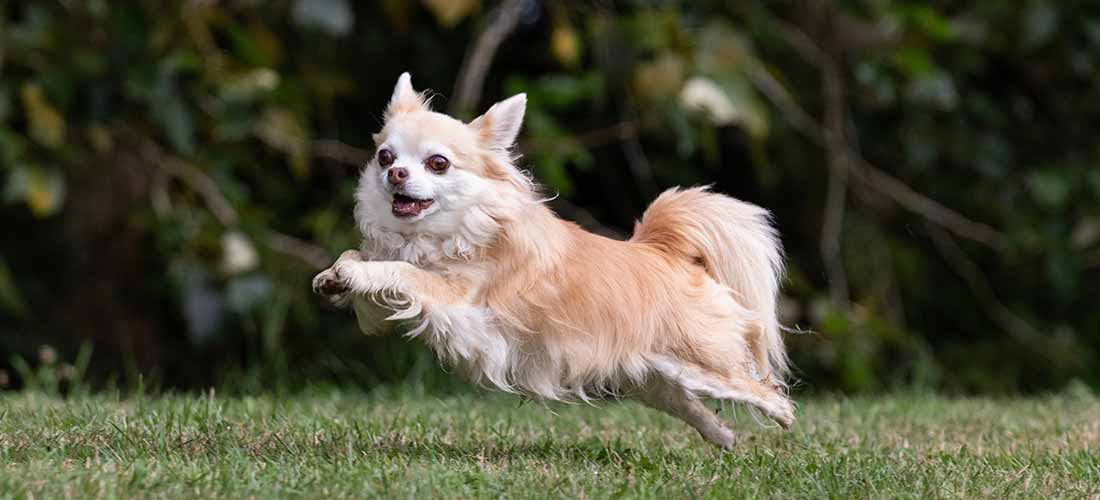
[{"xmin": 0, "ymin": 389, "xmax": 1098, "ymax": 498}]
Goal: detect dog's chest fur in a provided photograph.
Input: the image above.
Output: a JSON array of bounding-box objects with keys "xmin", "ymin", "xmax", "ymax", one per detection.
[
  {"xmin": 354, "ymin": 205, "xmax": 606, "ymax": 401},
  {"xmin": 355, "ymin": 227, "xmax": 529, "ymax": 394}
]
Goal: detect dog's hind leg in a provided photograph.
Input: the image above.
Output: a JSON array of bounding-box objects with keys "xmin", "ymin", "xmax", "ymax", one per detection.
[
  {"xmin": 647, "ymin": 355, "xmax": 795, "ymax": 429},
  {"xmin": 640, "ymin": 377, "xmax": 737, "ymax": 449}
]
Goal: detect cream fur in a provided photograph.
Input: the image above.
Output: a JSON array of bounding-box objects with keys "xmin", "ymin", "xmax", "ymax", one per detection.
[{"xmin": 312, "ymin": 72, "xmax": 795, "ymax": 448}]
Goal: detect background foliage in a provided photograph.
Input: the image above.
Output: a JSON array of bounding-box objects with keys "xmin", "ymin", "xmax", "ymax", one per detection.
[{"xmin": 1, "ymin": 0, "xmax": 1098, "ymax": 394}]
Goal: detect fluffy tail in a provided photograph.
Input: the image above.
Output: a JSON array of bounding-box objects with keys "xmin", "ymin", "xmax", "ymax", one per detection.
[{"xmin": 631, "ymin": 186, "xmax": 789, "ymax": 386}]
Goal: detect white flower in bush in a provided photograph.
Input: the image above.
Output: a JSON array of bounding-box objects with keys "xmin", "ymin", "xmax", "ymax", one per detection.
[
  {"xmin": 679, "ymin": 77, "xmax": 737, "ymax": 125},
  {"xmin": 221, "ymin": 231, "xmax": 258, "ymax": 275}
]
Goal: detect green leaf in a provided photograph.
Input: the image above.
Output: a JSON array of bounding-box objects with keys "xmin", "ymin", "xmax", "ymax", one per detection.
[
  {"xmin": 4, "ymin": 165, "xmax": 66, "ymax": 217},
  {"xmin": 226, "ymin": 22, "xmax": 273, "ymax": 67},
  {"xmin": 1026, "ymin": 169, "xmax": 1071, "ymax": 209},
  {"xmin": 6, "ymin": 4, "xmax": 54, "ymax": 52},
  {"xmin": 0, "ymin": 84, "xmax": 11, "ymax": 123},
  {"xmin": 255, "ymin": 108, "xmax": 311, "ymax": 177},
  {"xmin": 20, "ymin": 83, "xmax": 66, "ymax": 149},
  {"xmin": 633, "ymin": 52, "xmax": 686, "ymax": 102},
  {"xmin": 151, "ymin": 64, "xmax": 196, "ymax": 155},
  {"xmin": 622, "ymin": 10, "xmax": 682, "ymax": 54},
  {"xmin": 551, "ymin": 22, "xmax": 582, "ymax": 68},
  {"xmin": 820, "ymin": 308, "xmax": 852, "ymax": 335},
  {"xmin": 534, "ymin": 76, "xmax": 597, "ymax": 109},
  {"xmin": 533, "ymin": 156, "xmax": 573, "ymax": 196},
  {"xmin": 226, "ymin": 275, "xmax": 273, "ymax": 314},
  {"xmin": 421, "ymin": 0, "xmax": 480, "ymax": 29},
  {"xmin": 1085, "ymin": 169, "xmax": 1100, "ymax": 200},
  {"xmin": 891, "ymin": 48, "xmax": 935, "ymax": 77},
  {"xmin": 905, "ymin": 71, "xmax": 958, "ymax": 110},
  {"xmin": 0, "ymin": 131, "xmax": 27, "ymax": 168},
  {"xmin": 1023, "ymin": 3, "xmax": 1059, "ymax": 49},
  {"xmin": 0, "ymin": 256, "xmax": 27, "ymax": 317},
  {"xmin": 902, "ymin": 5, "xmax": 957, "ymax": 42},
  {"xmin": 220, "ymin": 69, "xmax": 281, "ymax": 102},
  {"xmin": 293, "ymin": 0, "xmax": 355, "ymax": 35},
  {"xmin": 301, "ymin": 69, "xmax": 358, "ymax": 103},
  {"xmin": 697, "ymin": 21, "xmax": 755, "ymax": 74}
]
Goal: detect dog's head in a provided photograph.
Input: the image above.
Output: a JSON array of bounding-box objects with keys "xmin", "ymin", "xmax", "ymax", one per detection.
[{"xmin": 356, "ymin": 73, "xmax": 533, "ymax": 258}]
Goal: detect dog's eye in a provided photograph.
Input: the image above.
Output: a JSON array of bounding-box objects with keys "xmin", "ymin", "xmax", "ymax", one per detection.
[
  {"xmin": 377, "ymin": 149, "xmax": 395, "ymax": 167},
  {"xmin": 426, "ymin": 154, "xmax": 450, "ymax": 173}
]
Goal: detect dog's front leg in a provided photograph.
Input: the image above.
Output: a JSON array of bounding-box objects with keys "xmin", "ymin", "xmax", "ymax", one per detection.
[{"xmin": 314, "ymin": 253, "xmax": 466, "ymax": 314}]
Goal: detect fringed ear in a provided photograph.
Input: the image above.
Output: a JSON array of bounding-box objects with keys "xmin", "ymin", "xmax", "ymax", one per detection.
[
  {"xmin": 469, "ymin": 93, "xmax": 527, "ymax": 151},
  {"xmin": 384, "ymin": 72, "xmax": 427, "ymax": 119}
]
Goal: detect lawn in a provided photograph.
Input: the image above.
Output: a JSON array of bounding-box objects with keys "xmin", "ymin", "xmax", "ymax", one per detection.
[{"xmin": 0, "ymin": 389, "xmax": 1097, "ymax": 498}]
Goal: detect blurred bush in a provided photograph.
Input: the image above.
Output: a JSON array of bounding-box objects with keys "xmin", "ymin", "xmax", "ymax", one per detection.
[{"xmin": 0, "ymin": 0, "xmax": 1097, "ymax": 394}]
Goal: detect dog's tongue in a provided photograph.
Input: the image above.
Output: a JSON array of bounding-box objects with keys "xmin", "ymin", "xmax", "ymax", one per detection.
[{"xmin": 392, "ymin": 194, "xmax": 432, "ymax": 217}]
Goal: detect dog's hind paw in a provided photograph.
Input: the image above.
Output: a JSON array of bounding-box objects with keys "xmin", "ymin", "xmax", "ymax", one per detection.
[{"xmin": 771, "ymin": 398, "xmax": 796, "ymax": 430}]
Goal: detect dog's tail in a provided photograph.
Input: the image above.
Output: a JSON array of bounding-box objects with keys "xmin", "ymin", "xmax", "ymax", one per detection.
[{"xmin": 631, "ymin": 186, "xmax": 788, "ymax": 386}]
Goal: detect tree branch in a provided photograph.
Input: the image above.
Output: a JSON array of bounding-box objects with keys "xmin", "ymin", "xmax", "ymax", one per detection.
[
  {"xmin": 548, "ymin": 198, "xmax": 624, "ymax": 239},
  {"xmin": 266, "ymin": 232, "xmax": 333, "ymax": 270},
  {"xmin": 152, "ymin": 148, "xmax": 239, "ymax": 227},
  {"xmin": 620, "ymin": 132, "xmax": 658, "ymax": 199},
  {"xmin": 852, "ymin": 159, "xmax": 1005, "ymax": 248},
  {"xmin": 0, "ymin": 3, "xmax": 6, "ymax": 76},
  {"xmin": 925, "ymin": 223, "xmax": 1046, "ymax": 355},
  {"xmin": 312, "ymin": 139, "xmax": 373, "ymax": 167},
  {"xmin": 820, "ymin": 52, "xmax": 851, "ymax": 309},
  {"xmin": 142, "ymin": 140, "xmax": 333, "ymax": 269},
  {"xmin": 749, "ymin": 23, "xmax": 1008, "ymax": 250},
  {"xmin": 1083, "ymin": 248, "xmax": 1100, "ymax": 270},
  {"xmin": 450, "ymin": 0, "xmax": 526, "ymax": 116},
  {"xmin": 521, "ymin": 121, "xmax": 639, "ymax": 155},
  {"xmin": 747, "ymin": 65, "xmax": 822, "ymax": 143}
]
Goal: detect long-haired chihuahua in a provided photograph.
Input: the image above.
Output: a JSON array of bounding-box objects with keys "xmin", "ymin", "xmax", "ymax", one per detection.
[{"xmin": 313, "ymin": 73, "xmax": 794, "ymax": 448}]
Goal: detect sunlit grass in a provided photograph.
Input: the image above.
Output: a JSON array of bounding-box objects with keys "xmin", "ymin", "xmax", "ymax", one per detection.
[{"xmin": 0, "ymin": 389, "xmax": 1097, "ymax": 498}]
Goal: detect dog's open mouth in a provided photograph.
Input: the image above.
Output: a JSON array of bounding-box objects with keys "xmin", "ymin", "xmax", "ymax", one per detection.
[{"xmin": 392, "ymin": 193, "xmax": 434, "ymax": 218}]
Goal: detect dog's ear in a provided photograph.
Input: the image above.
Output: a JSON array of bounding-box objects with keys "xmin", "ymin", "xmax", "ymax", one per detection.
[
  {"xmin": 469, "ymin": 93, "xmax": 527, "ymax": 151},
  {"xmin": 384, "ymin": 72, "xmax": 427, "ymax": 119}
]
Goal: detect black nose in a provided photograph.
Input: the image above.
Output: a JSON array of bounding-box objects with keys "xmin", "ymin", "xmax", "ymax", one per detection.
[{"xmin": 387, "ymin": 167, "xmax": 408, "ymax": 185}]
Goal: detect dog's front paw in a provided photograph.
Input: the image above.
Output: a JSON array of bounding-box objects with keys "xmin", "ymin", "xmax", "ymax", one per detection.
[
  {"xmin": 313, "ymin": 267, "xmax": 350, "ymax": 297},
  {"xmin": 312, "ymin": 250, "xmax": 365, "ymax": 298}
]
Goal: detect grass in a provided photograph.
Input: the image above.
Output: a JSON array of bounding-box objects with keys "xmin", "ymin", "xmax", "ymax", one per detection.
[{"xmin": 0, "ymin": 388, "xmax": 1098, "ymax": 498}]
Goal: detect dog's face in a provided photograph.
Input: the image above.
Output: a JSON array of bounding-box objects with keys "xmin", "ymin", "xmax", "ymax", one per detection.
[{"xmin": 357, "ymin": 73, "xmax": 528, "ymax": 234}]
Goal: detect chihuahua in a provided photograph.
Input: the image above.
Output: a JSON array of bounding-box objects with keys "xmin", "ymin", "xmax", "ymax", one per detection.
[{"xmin": 313, "ymin": 73, "xmax": 794, "ymax": 448}]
